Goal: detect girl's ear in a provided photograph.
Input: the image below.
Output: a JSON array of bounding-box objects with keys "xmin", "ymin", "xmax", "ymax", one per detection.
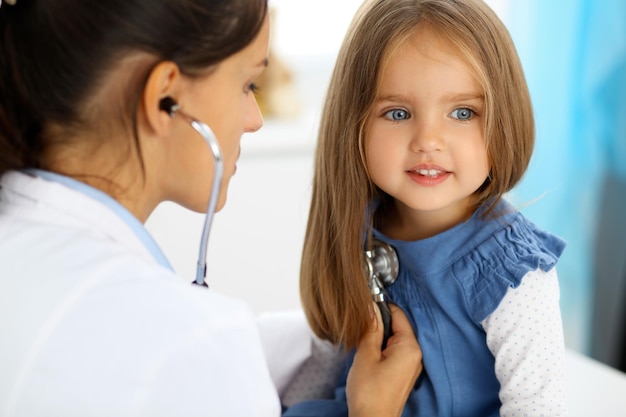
[{"xmin": 141, "ymin": 61, "xmax": 182, "ymax": 136}]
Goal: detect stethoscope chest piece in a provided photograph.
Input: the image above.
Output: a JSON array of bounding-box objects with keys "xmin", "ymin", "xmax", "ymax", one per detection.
[
  {"xmin": 364, "ymin": 238, "xmax": 399, "ymax": 349},
  {"xmin": 364, "ymin": 238, "xmax": 399, "ymax": 287}
]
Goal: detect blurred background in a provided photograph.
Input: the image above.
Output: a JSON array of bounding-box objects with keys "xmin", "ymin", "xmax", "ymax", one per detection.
[{"xmin": 146, "ymin": 0, "xmax": 626, "ymax": 372}]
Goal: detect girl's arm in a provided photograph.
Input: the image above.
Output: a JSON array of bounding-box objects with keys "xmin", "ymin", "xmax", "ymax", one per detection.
[{"xmin": 482, "ymin": 267, "xmax": 568, "ymax": 417}]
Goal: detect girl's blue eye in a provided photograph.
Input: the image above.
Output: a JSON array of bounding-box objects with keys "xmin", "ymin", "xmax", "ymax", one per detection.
[
  {"xmin": 384, "ymin": 109, "xmax": 410, "ymax": 121},
  {"xmin": 450, "ymin": 107, "xmax": 474, "ymax": 121}
]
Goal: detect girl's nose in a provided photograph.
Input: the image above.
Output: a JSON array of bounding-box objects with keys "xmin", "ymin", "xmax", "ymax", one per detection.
[{"xmin": 409, "ymin": 119, "xmax": 445, "ymax": 153}]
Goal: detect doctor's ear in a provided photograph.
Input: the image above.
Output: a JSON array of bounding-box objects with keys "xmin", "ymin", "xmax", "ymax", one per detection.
[{"xmin": 142, "ymin": 61, "xmax": 182, "ymax": 135}]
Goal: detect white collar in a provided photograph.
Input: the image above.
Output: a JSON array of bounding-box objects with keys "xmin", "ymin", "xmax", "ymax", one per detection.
[{"xmin": 1, "ymin": 170, "xmax": 174, "ymax": 271}]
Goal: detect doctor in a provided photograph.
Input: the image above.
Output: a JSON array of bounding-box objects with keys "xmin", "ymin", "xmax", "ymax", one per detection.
[{"xmin": 0, "ymin": 0, "xmax": 422, "ymax": 416}]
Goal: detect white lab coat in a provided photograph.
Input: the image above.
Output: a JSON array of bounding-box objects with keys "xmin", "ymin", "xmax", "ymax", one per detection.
[{"xmin": 0, "ymin": 170, "xmax": 283, "ymax": 417}]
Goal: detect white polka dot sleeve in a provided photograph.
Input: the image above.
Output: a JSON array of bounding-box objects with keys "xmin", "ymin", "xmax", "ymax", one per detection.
[{"xmin": 481, "ymin": 267, "xmax": 569, "ymax": 417}]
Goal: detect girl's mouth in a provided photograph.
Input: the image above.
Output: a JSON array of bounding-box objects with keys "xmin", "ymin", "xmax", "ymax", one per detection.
[
  {"xmin": 416, "ymin": 169, "xmax": 443, "ymax": 177},
  {"xmin": 407, "ymin": 167, "xmax": 450, "ymax": 186}
]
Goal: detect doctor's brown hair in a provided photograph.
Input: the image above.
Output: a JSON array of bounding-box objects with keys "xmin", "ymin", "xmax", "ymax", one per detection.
[
  {"xmin": 300, "ymin": 0, "xmax": 534, "ymax": 348},
  {"xmin": 0, "ymin": 0, "xmax": 267, "ymax": 178}
]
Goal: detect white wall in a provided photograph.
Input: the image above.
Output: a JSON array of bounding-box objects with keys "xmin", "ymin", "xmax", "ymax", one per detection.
[{"xmin": 268, "ymin": 0, "xmax": 508, "ymax": 59}]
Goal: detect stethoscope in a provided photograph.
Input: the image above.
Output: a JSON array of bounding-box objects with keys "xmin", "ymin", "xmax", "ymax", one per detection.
[
  {"xmin": 159, "ymin": 97, "xmax": 223, "ymax": 287},
  {"xmin": 363, "ymin": 238, "xmax": 399, "ymax": 348}
]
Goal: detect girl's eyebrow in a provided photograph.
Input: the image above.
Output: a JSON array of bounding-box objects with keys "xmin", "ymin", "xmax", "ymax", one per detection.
[
  {"xmin": 441, "ymin": 92, "xmax": 484, "ymax": 102},
  {"xmin": 374, "ymin": 93, "xmax": 414, "ymax": 103},
  {"xmin": 374, "ymin": 92, "xmax": 484, "ymax": 103}
]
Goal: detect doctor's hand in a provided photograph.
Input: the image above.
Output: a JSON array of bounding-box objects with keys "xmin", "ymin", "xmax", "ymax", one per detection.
[{"xmin": 346, "ymin": 304, "xmax": 422, "ymax": 417}]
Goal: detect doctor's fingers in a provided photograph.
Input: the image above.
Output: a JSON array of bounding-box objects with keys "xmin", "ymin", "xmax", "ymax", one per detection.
[
  {"xmin": 385, "ymin": 304, "xmax": 422, "ymax": 354},
  {"xmin": 354, "ymin": 302, "xmax": 385, "ymax": 356},
  {"xmin": 382, "ymin": 304, "xmax": 423, "ymax": 378},
  {"xmin": 346, "ymin": 305, "xmax": 422, "ymax": 417}
]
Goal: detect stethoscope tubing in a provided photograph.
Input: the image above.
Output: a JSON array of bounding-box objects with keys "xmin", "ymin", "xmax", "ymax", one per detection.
[
  {"xmin": 185, "ymin": 118, "xmax": 223, "ymax": 285},
  {"xmin": 161, "ymin": 97, "xmax": 223, "ymax": 286}
]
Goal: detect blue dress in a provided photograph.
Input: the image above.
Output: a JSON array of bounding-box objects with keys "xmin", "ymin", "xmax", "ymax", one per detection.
[{"xmin": 284, "ymin": 199, "xmax": 566, "ymax": 417}]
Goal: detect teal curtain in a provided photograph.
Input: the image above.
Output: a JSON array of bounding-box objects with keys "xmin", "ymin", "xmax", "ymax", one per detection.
[{"xmin": 504, "ymin": 0, "xmax": 626, "ymax": 355}]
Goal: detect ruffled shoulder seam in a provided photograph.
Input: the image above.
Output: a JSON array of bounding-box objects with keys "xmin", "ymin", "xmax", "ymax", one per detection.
[{"xmin": 459, "ymin": 213, "xmax": 566, "ymax": 323}]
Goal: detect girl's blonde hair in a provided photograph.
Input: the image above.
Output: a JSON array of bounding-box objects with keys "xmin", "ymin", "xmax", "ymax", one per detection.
[{"xmin": 300, "ymin": 0, "xmax": 534, "ymax": 348}]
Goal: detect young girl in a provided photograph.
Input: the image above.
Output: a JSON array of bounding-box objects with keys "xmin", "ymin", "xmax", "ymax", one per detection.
[{"xmin": 300, "ymin": 0, "xmax": 568, "ymax": 415}]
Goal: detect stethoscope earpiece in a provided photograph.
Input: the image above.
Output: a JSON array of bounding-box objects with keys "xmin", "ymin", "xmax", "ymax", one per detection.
[{"xmin": 159, "ymin": 96, "xmax": 180, "ymax": 118}]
